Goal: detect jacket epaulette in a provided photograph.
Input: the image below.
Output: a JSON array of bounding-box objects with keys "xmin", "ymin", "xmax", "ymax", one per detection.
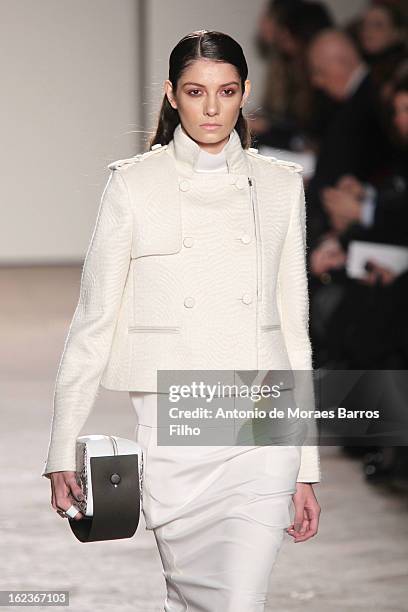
[
  {"xmin": 108, "ymin": 143, "xmax": 168, "ymax": 170},
  {"xmin": 246, "ymin": 147, "xmax": 303, "ymax": 174}
]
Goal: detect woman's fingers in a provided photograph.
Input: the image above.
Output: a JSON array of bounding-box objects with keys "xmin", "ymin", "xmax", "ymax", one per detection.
[
  {"xmin": 287, "ymin": 511, "xmax": 309, "ymax": 536},
  {"xmin": 57, "ymin": 499, "xmax": 84, "ymax": 521},
  {"xmin": 287, "ymin": 485, "xmax": 321, "ymax": 543},
  {"xmin": 288, "ymin": 511, "xmax": 318, "ymax": 542},
  {"xmin": 56, "ymin": 489, "xmax": 84, "ymax": 521},
  {"xmin": 292, "ymin": 505, "xmax": 305, "ymax": 534},
  {"xmin": 49, "ymin": 472, "xmax": 85, "ymax": 520},
  {"xmin": 66, "ymin": 474, "xmax": 85, "ymax": 504},
  {"xmin": 292, "ymin": 513, "xmax": 319, "ymax": 542}
]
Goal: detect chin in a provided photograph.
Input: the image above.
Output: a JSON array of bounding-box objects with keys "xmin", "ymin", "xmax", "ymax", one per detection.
[{"xmin": 201, "ymin": 127, "xmax": 231, "ymax": 138}]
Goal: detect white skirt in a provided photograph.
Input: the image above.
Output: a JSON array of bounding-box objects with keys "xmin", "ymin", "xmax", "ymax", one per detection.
[{"xmin": 129, "ymin": 391, "xmax": 302, "ymax": 612}]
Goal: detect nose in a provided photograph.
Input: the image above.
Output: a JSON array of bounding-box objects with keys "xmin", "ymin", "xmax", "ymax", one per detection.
[{"xmin": 203, "ymin": 94, "xmax": 220, "ymax": 116}]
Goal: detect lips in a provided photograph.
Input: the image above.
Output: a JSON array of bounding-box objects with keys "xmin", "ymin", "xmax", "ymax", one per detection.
[{"xmin": 200, "ymin": 124, "xmax": 222, "ymax": 129}]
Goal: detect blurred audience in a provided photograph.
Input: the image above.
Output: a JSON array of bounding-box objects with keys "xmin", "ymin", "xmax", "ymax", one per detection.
[
  {"xmin": 305, "ymin": 28, "xmax": 393, "ymax": 245},
  {"xmin": 308, "ymin": 69, "xmax": 408, "ymax": 485},
  {"xmin": 252, "ymin": 0, "xmax": 336, "ymax": 151},
  {"xmin": 251, "ymin": 0, "xmax": 408, "ymax": 488},
  {"xmin": 310, "ymin": 69, "xmax": 408, "ymax": 362},
  {"xmin": 357, "ymin": 1, "xmax": 408, "ymax": 98}
]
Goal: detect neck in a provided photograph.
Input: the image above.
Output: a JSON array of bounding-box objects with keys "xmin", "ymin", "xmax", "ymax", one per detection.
[{"xmin": 195, "ymin": 146, "xmax": 228, "ymax": 173}]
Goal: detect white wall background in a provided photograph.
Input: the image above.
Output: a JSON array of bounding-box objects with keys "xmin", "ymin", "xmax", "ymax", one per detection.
[
  {"xmin": 325, "ymin": 0, "xmax": 367, "ymax": 23},
  {"xmin": 0, "ymin": 0, "xmax": 139, "ymax": 264},
  {"xmin": 0, "ymin": 0, "xmax": 368, "ymax": 264}
]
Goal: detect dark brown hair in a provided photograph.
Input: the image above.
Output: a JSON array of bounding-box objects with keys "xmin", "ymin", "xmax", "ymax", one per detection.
[
  {"xmin": 392, "ymin": 66, "xmax": 408, "ymax": 94},
  {"xmin": 149, "ymin": 30, "xmax": 252, "ymax": 150},
  {"xmin": 370, "ymin": 0, "xmax": 406, "ymax": 30},
  {"xmin": 269, "ymin": 0, "xmax": 333, "ymax": 47}
]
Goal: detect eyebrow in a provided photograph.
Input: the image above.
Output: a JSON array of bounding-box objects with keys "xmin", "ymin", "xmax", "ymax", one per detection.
[{"xmin": 182, "ymin": 81, "xmax": 240, "ymax": 88}]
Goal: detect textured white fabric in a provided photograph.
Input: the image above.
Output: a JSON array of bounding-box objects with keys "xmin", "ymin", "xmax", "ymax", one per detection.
[
  {"xmin": 130, "ymin": 391, "xmax": 301, "ymax": 611},
  {"xmin": 194, "ymin": 142, "xmax": 228, "ymax": 173},
  {"xmin": 41, "ymin": 123, "xmax": 321, "ymax": 483},
  {"xmin": 128, "ymin": 146, "xmax": 312, "ymax": 610}
]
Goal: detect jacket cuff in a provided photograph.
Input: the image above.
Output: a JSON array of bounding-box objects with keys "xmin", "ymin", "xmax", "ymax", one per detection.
[{"xmin": 297, "ymin": 445, "xmax": 322, "ymax": 483}]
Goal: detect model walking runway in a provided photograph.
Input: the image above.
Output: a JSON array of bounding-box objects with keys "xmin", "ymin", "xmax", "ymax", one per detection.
[{"xmin": 42, "ymin": 29, "xmax": 322, "ymax": 612}]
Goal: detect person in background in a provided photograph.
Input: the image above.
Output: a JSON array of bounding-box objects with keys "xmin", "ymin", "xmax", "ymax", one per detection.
[
  {"xmin": 309, "ymin": 68, "xmax": 408, "ymax": 372},
  {"xmin": 357, "ymin": 0, "xmax": 408, "ymax": 97},
  {"xmin": 312, "ymin": 69, "xmax": 408, "ymax": 484},
  {"xmin": 305, "ymin": 28, "xmax": 393, "ymax": 247},
  {"xmin": 252, "ymin": 0, "xmax": 336, "ymax": 152},
  {"xmin": 318, "ymin": 67, "xmax": 408, "ymax": 249}
]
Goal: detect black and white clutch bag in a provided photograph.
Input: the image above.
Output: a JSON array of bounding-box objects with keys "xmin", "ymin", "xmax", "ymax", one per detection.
[{"xmin": 68, "ymin": 434, "xmax": 144, "ymax": 543}]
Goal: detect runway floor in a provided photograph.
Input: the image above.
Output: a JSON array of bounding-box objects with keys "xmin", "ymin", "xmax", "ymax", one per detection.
[{"xmin": 1, "ymin": 266, "xmax": 408, "ymax": 611}]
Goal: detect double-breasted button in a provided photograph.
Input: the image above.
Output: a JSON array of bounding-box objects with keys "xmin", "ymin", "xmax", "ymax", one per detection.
[
  {"xmin": 241, "ymin": 293, "xmax": 253, "ymax": 305},
  {"xmin": 179, "ymin": 179, "xmax": 191, "ymax": 192},
  {"xmin": 183, "ymin": 237, "xmax": 194, "ymax": 248},
  {"xmin": 240, "ymin": 234, "xmax": 251, "ymax": 244},
  {"xmin": 234, "ymin": 177, "xmax": 246, "ymax": 190},
  {"xmin": 184, "ymin": 297, "xmax": 195, "ymax": 308}
]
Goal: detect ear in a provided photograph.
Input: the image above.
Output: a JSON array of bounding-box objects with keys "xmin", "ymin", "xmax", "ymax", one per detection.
[
  {"xmin": 164, "ymin": 79, "xmax": 178, "ymax": 110},
  {"xmin": 240, "ymin": 79, "xmax": 251, "ymax": 108}
]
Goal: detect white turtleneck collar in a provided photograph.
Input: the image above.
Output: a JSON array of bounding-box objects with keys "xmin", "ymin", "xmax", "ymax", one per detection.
[
  {"xmin": 167, "ymin": 123, "xmax": 250, "ymax": 177},
  {"xmin": 194, "ymin": 146, "xmax": 228, "ymax": 173}
]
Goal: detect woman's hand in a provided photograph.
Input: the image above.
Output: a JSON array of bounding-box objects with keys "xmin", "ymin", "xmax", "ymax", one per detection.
[
  {"xmin": 286, "ymin": 483, "xmax": 321, "ymax": 543},
  {"xmin": 49, "ymin": 471, "xmax": 85, "ymax": 521}
]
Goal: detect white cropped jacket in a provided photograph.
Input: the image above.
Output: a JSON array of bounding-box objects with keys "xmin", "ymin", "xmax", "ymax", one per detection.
[{"xmin": 41, "ymin": 124, "xmax": 321, "ymax": 483}]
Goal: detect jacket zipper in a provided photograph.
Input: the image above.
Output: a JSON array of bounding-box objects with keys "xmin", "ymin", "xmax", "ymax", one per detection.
[{"xmin": 248, "ymin": 177, "xmax": 262, "ymax": 302}]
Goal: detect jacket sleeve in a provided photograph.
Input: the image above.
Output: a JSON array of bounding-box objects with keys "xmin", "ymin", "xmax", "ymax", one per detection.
[
  {"xmin": 41, "ymin": 169, "xmax": 133, "ymax": 479},
  {"xmin": 277, "ymin": 172, "xmax": 321, "ymax": 483}
]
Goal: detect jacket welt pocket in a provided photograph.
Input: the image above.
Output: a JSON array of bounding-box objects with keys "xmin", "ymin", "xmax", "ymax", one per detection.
[
  {"xmin": 260, "ymin": 324, "xmax": 281, "ymax": 332},
  {"xmin": 128, "ymin": 325, "xmax": 181, "ymax": 334}
]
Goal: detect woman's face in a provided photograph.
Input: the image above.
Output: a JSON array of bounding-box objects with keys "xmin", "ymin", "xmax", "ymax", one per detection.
[
  {"xmin": 393, "ymin": 91, "xmax": 408, "ymax": 140},
  {"xmin": 360, "ymin": 7, "xmax": 401, "ymax": 55},
  {"xmin": 165, "ymin": 58, "xmax": 251, "ymax": 152}
]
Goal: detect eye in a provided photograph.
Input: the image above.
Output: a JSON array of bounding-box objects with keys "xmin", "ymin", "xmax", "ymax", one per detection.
[
  {"xmin": 187, "ymin": 89, "xmax": 202, "ymax": 96},
  {"xmin": 222, "ymin": 88, "xmax": 236, "ymax": 96}
]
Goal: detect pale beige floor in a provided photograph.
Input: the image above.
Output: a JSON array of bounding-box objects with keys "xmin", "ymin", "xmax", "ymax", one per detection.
[{"xmin": 1, "ymin": 266, "xmax": 408, "ymax": 612}]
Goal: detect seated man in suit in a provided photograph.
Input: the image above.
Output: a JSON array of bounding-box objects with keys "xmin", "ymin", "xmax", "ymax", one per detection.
[
  {"xmin": 305, "ymin": 27, "xmax": 393, "ymax": 248},
  {"xmin": 308, "ymin": 69, "xmax": 408, "ymax": 369},
  {"xmin": 308, "ymin": 71, "xmax": 408, "ymax": 482}
]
